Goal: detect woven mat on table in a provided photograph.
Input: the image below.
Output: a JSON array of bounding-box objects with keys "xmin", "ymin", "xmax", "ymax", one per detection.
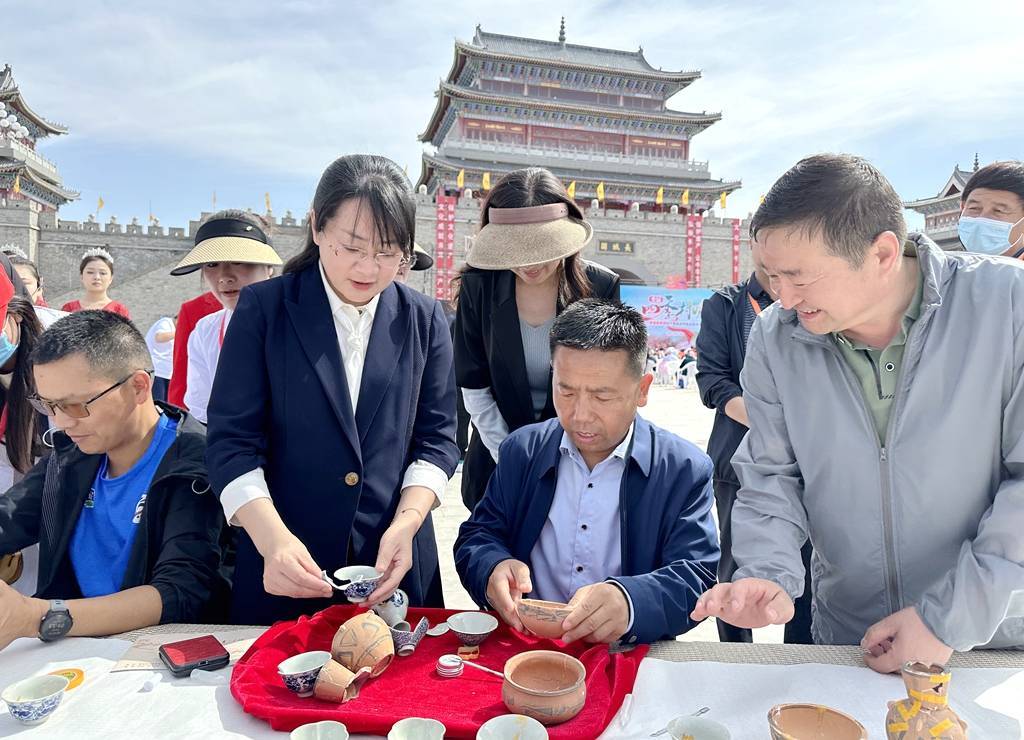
[{"xmin": 648, "ymin": 640, "xmax": 1024, "ymax": 668}]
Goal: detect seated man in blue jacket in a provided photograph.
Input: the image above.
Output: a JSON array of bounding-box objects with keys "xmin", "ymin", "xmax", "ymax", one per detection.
[
  {"xmin": 0, "ymin": 310, "xmax": 228, "ymax": 651},
  {"xmin": 455, "ymin": 299, "xmax": 719, "ymax": 645}
]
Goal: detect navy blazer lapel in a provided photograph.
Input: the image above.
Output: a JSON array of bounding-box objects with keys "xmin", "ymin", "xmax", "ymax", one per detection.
[
  {"xmin": 490, "ymin": 272, "xmax": 535, "ymax": 426},
  {"xmin": 283, "ymin": 266, "xmax": 361, "ymax": 460},
  {"xmin": 355, "ymin": 284, "xmax": 407, "ymax": 440}
]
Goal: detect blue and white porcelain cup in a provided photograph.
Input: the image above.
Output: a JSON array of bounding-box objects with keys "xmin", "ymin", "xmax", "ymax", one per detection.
[
  {"xmin": 278, "ymin": 651, "xmax": 332, "ymax": 698},
  {"xmin": 2, "ymin": 674, "xmax": 70, "ymax": 725}
]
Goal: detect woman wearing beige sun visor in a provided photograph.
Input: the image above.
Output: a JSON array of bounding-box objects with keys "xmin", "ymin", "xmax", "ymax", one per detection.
[
  {"xmin": 170, "ymin": 210, "xmax": 282, "ymax": 423},
  {"xmin": 453, "ymin": 167, "xmax": 619, "ymax": 510}
]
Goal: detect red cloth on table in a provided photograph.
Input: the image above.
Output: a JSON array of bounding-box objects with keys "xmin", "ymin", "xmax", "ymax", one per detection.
[
  {"xmin": 231, "ymin": 605, "xmax": 648, "ymax": 738},
  {"xmin": 60, "ymin": 299, "xmax": 131, "ymax": 319},
  {"xmin": 167, "ymin": 291, "xmax": 221, "ymax": 408}
]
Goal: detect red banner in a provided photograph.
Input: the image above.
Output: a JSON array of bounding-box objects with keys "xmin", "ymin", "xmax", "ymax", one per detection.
[
  {"xmin": 434, "ymin": 194, "xmax": 457, "ymax": 300},
  {"xmin": 731, "ymin": 218, "xmax": 742, "ymax": 284},
  {"xmin": 685, "ymin": 215, "xmax": 696, "ymax": 288},
  {"xmin": 693, "ymin": 216, "xmax": 703, "ymax": 288}
]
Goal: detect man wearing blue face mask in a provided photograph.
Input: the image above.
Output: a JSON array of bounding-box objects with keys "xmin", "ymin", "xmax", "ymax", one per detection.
[{"xmin": 958, "ymin": 160, "xmax": 1024, "ymax": 260}]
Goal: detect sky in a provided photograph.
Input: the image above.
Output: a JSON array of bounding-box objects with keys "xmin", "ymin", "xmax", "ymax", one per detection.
[{"xmin": 4, "ymin": 0, "xmax": 1022, "ymax": 230}]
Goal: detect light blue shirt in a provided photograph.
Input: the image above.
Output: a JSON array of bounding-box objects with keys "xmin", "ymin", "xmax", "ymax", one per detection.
[{"xmin": 530, "ymin": 425, "xmax": 635, "ymax": 622}]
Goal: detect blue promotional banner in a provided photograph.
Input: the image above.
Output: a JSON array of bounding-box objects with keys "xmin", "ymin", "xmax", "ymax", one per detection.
[{"xmin": 620, "ymin": 285, "xmax": 713, "ymax": 351}]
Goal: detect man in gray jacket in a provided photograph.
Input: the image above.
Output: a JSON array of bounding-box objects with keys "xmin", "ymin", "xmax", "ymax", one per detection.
[{"xmin": 691, "ymin": 153, "xmax": 1024, "ymax": 673}]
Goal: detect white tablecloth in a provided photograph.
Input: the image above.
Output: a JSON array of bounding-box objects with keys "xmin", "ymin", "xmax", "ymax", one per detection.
[
  {"xmin": 3, "ymin": 634, "xmax": 1023, "ymax": 738},
  {"xmin": 598, "ymin": 658, "xmax": 1024, "ymax": 739}
]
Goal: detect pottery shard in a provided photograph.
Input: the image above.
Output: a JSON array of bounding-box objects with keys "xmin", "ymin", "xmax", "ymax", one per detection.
[
  {"xmin": 331, "ymin": 611, "xmax": 395, "ymax": 677},
  {"xmin": 313, "ymin": 660, "xmax": 371, "ymax": 703}
]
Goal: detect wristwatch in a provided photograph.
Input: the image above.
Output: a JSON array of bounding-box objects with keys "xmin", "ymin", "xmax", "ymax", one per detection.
[{"xmin": 39, "ymin": 599, "xmax": 73, "ymax": 642}]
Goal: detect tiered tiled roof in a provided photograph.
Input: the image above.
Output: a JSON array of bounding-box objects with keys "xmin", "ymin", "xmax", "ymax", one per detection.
[
  {"xmin": 419, "ymin": 81, "xmax": 721, "ymax": 144},
  {"xmin": 0, "ymin": 65, "xmax": 68, "ymax": 137},
  {"xmin": 418, "ymin": 152, "xmax": 740, "ymax": 197}
]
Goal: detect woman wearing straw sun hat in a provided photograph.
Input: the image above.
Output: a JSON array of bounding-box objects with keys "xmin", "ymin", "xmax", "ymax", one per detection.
[
  {"xmin": 170, "ymin": 209, "xmax": 282, "ymax": 423},
  {"xmin": 453, "ymin": 167, "xmax": 619, "ymax": 510}
]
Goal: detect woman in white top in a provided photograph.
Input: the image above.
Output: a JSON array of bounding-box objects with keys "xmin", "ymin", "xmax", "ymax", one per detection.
[
  {"xmin": 169, "ymin": 210, "xmax": 282, "ymax": 423},
  {"xmin": 144, "ymin": 316, "xmax": 176, "ymax": 403}
]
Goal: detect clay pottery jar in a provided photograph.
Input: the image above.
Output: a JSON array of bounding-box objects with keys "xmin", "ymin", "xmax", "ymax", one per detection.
[
  {"xmin": 516, "ymin": 599, "xmax": 573, "ymax": 639},
  {"xmin": 331, "ymin": 611, "xmax": 395, "ymax": 677},
  {"xmin": 884, "ymin": 662, "xmax": 967, "ymax": 739},
  {"xmin": 313, "ymin": 660, "xmax": 372, "ymax": 703},
  {"xmin": 767, "ymin": 703, "xmax": 867, "ymax": 740},
  {"xmin": 501, "ymin": 650, "xmax": 587, "ymax": 726}
]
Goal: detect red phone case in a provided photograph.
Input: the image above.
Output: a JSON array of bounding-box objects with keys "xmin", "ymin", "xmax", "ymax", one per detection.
[{"xmin": 159, "ymin": 635, "xmax": 230, "ymax": 676}]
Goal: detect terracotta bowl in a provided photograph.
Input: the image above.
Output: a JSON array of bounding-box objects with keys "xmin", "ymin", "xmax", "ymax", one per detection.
[
  {"xmin": 502, "ymin": 650, "xmax": 587, "ymax": 726},
  {"xmin": 331, "ymin": 611, "xmax": 395, "ymax": 677},
  {"xmin": 516, "ymin": 599, "xmax": 572, "ymax": 639},
  {"xmin": 767, "ymin": 703, "xmax": 867, "ymax": 740},
  {"xmin": 313, "ymin": 660, "xmax": 371, "ymax": 703},
  {"xmin": 447, "ymin": 611, "xmax": 499, "ymax": 647}
]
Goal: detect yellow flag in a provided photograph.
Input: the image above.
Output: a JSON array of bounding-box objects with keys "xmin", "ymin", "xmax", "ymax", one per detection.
[
  {"xmin": 482, "ymin": 172, "xmax": 491, "ymax": 191},
  {"xmin": 12, "ymin": 174, "xmax": 20, "ymax": 194},
  {"xmin": 567, "ymin": 181, "xmax": 576, "ymax": 199},
  {"xmin": 759, "ymin": 193, "xmax": 766, "ymax": 205},
  {"xmin": 265, "ymin": 192, "xmax": 272, "ymax": 212},
  {"xmin": 655, "ymin": 186, "xmax": 664, "ymax": 205},
  {"xmin": 97, "ymin": 196, "xmax": 105, "ymax": 212},
  {"xmin": 719, "ymin": 191, "xmax": 727, "ymax": 209},
  {"xmin": 596, "ymin": 182, "xmax": 605, "ymax": 202},
  {"xmin": 681, "ymin": 189, "xmax": 690, "ymax": 206},
  {"xmin": 456, "ymin": 169, "xmax": 465, "ymax": 188}
]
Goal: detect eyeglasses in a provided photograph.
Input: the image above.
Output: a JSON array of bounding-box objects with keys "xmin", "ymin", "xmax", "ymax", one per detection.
[
  {"xmin": 27, "ymin": 371, "xmax": 148, "ymax": 418},
  {"xmin": 331, "ymin": 244, "xmax": 409, "ymax": 269}
]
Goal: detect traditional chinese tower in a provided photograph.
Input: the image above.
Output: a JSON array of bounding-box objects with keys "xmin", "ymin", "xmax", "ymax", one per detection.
[
  {"xmin": 0, "ymin": 64, "xmax": 77, "ymax": 257},
  {"xmin": 417, "ymin": 20, "xmax": 740, "ymax": 212},
  {"xmin": 903, "ymin": 155, "xmax": 979, "ymax": 251}
]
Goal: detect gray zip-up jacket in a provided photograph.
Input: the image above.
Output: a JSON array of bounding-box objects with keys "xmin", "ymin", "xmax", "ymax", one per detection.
[{"xmin": 731, "ymin": 238, "xmax": 1024, "ymax": 650}]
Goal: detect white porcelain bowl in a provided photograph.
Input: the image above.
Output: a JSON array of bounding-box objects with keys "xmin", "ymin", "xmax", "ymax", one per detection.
[
  {"xmin": 290, "ymin": 720, "xmax": 350, "ymax": 740},
  {"xmin": 667, "ymin": 716, "xmax": 732, "ymax": 740},
  {"xmin": 388, "ymin": 717, "xmax": 446, "ymax": 740},
  {"xmin": 446, "ymin": 611, "xmax": 500, "ymax": 647},
  {"xmin": 477, "ymin": 713, "xmax": 549, "ymax": 739},
  {"xmin": 2, "ymin": 674, "xmax": 70, "ymax": 725}
]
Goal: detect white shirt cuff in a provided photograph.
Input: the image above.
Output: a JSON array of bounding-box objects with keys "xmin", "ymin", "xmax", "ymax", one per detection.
[
  {"xmin": 401, "ymin": 460, "xmax": 450, "ymax": 509},
  {"xmin": 461, "ymin": 387, "xmax": 510, "ymax": 463},
  {"xmin": 607, "ymin": 579, "xmax": 636, "ymax": 634},
  {"xmin": 221, "ymin": 468, "xmax": 272, "ymax": 526}
]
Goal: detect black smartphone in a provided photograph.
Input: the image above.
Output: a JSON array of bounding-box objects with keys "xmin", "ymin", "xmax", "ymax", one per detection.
[{"xmin": 158, "ymin": 634, "xmax": 230, "ymax": 677}]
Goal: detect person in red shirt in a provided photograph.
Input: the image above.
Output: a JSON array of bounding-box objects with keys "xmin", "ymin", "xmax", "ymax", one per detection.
[
  {"xmin": 60, "ymin": 249, "xmax": 130, "ymax": 318},
  {"xmin": 166, "ymin": 291, "xmax": 222, "ymax": 409}
]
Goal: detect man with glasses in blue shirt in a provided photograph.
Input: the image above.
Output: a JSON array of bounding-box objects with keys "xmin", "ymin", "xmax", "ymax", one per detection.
[{"xmin": 0, "ymin": 311, "xmax": 227, "ymax": 651}]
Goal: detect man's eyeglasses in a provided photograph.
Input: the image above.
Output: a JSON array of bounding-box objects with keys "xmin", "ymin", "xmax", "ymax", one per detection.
[
  {"xmin": 331, "ymin": 244, "xmax": 409, "ymax": 270},
  {"xmin": 27, "ymin": 371, "xmax": 149, "ymax": 419}
]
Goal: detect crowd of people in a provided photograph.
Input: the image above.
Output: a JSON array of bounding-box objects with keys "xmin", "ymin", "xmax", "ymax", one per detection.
[{"xmin": 0, "ymin": 154, "xmax": 1020, "ymax": 675}]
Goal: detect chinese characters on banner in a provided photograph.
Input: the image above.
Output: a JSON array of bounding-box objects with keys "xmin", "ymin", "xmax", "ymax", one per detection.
[
  {"xmin": 731, "ymin": 218, "xmax": 742, "ymax": 283},
  {"xmin": 434, "ymin": 194, "xmax": 457, "ymax": 300},
  {"xmin": 620, "ymin": 285, "xmax": 714, "ymax": 351},
  {"xmin": 693, "ymin": 215, "xmax": 703, "ymax": 287},
  {"xmin": 685, "ymin": 215, "xmax": 696, "ymax": 287}
]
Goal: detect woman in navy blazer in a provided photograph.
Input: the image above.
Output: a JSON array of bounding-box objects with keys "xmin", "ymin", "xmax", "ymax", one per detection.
[{"xmin": 205, "ymin": 155, "xmax": 459, "ymax": 625}]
